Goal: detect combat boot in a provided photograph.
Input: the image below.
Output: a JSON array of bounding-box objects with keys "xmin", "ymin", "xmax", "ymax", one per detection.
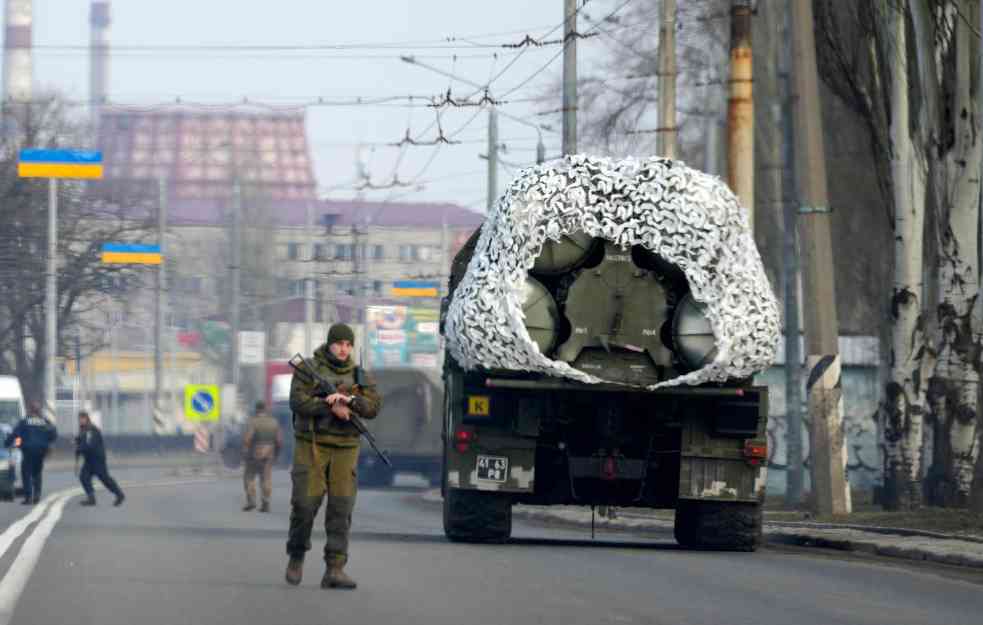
[
  {"xmin": 321, "ymin": 565, "xmax": 357, "ymax": 590},
  {"xmin": 285, "ymin": 556, "xmax": 304, "ymax": 586},
  {"xmin": 259, "ymin": 501, "xmax": 270, "ymax": 513},
  {"xmin": 80, "ymin": 495, "xmax": 96, "ymax": 506},
  {"xmin": 242, "ymin": 502, "xmax": 256, "ymax": 512}
]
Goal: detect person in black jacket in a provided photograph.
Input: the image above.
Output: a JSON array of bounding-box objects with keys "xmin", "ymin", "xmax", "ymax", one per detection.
[
  {"xmin": 4, "ymin": 401, "xmax": 57, "ymax": 505},
  {"xmin": 75, "ymin": 411, "xmax": 125, "ymax": 507}
]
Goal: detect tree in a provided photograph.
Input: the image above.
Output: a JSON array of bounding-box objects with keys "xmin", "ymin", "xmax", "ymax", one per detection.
[
  {"xmin": 914, "ymin": 0, "xmax": 982, "ymax": 507},
  {"xmin": 0, "ymin": 99, "xmax": 152, "ymax": 404},
  {"xmin": 818, "ymin": 0, "xmax": 982, "ymax": 508},
  {"xmin": 575, "ymin": 0, "xmax": 730, "ymax": 163}
]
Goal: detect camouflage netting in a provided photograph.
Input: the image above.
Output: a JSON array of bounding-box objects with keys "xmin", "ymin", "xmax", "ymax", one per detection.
[{"xmin": 445, "ymin": 155, "xmax": 781, "ymax": 388}]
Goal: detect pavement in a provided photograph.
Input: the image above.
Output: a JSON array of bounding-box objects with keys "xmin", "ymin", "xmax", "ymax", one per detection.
[
  {"xmin": 422, "ymin": 489, "xmax": 983, "ymax": 570},
  {"xmin": 0, "ymin": 470, "xmax": 982, "ymax": 624}
]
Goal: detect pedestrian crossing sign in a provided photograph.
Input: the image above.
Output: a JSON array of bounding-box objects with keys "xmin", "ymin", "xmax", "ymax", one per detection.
[{"xmin": 184, "ymin": 385, "xmax": 221, "ymax": 422}]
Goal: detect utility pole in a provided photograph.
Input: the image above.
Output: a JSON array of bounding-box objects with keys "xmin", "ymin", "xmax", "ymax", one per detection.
[
  {"xmin": 154, "ymin": 177, "xmax": 167, "ymax": 433},
  {"xmin": 45, "ymin": 178, "xmax": 57, "ymax": 420},
  {"xmin": 781, "ymin": 0, "xmax": 804, "ymax": 506},
  {"xmin": 487, "ymin": 107, "xmax": 498, "ymax": 211},
  {"xmin": 727, "ymin": 0, "xmax": 754, "ymax": 226},
  {"xmin": 305, "ymin": 200, "xmax": 315, "ymax": 355},
  {"xmin": 536, "ymin": 132, "xmax": 546, "ymax": 164},
  {"xmin": 791, "ymin": 0, "xmax": 850, "ymax": 515},
  {"xmin": 562, "ymin": 0, "xmax": 577, "ymax": 155},
  {"xmin": 110, "ymin": 313, "xmax": 118, "ymax": 432},
  {"xmin": 230, "ymin": 180, "xmax": 241, "ymax": 391},
  {"xmin": 656, "ymin": 0, "xmax": 677, "ymax": 159}
]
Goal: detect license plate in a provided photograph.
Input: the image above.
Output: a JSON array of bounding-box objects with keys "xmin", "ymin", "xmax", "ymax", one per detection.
[
  {"xmin": 467, "ymin": 395, "xmax": 490, "ymax": 416},
  {"xmin": 476, "ymin": 455, "xmax": 508, "ymax": 483}
]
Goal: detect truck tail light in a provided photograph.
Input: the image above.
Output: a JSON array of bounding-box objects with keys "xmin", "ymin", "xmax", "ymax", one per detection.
[
  {"xmin": 743, "ymin": 441, "xmax": 767, "ymax": 466},
  {"xmin": 454, "ymin": 430, "xmax": 477, "ymax": 453}
]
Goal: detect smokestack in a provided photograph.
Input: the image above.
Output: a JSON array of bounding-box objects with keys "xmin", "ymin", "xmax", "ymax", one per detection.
[
  {"xmin": 90, "ymin": 1, "xmax": 110, "ymax": 129},
  {"xmin": 3, "ymin": 0, "xmax": 32, "ymax": 105}
]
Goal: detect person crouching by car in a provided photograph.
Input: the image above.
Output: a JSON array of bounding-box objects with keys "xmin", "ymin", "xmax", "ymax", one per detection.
[{"xmin": 75, "ymin": 411, "xmax": 125, "ymax": 507}]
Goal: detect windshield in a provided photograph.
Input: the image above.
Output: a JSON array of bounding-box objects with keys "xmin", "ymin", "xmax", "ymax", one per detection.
[{"xmin": 0, "ymin": 400, "xmax": 22, "ymax": 426}]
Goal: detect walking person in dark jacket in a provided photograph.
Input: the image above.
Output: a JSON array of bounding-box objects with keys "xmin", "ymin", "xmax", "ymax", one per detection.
[
  {"xmin": 4, "ymin": 401, "xmax": 57, "ymax": 505},
  {"xmin": 75, "ymin": 411, "xmax": 125, "ymax": 507}
]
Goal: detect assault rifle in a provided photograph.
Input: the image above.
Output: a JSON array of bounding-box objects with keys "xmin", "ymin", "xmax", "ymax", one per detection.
[{"xmin": 287, "ymin": 353, "xmax": 392, "ymax": 467}]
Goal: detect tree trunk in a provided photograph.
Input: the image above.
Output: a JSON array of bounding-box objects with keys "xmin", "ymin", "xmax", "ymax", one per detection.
[
  {"xmin": 883, "ymin": 4, "xmax": 928, "ymax": 509},
  {"xmin": 924, "ymin": 2, "xmax": 983, "ymax": 507}
]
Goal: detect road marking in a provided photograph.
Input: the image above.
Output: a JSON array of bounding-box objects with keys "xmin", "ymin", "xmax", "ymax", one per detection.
[
  {"xmin": 0, "ymin": 493, "xmax": 68, "ymax": 564},
  {"xmin": 0, "ymin": 489, "xmax": 80, "ymax": 625},
  {"xmin": 0, "ymin": 476, "xmax": 219, "ymax": 625}
]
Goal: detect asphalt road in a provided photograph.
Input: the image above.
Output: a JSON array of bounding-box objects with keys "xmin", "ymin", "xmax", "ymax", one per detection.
[{"xmin": 0, "ymin": 466, "xmax": 980, "ymax": 625}]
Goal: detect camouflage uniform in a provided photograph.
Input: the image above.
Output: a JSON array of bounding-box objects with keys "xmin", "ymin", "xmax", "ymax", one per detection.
[
  {"xmin": 286, "ymin": 344, "xmax": 381, "ymax": 567},
  {"xmin": 242, "ymin": 407, "xmax": 283, "ymax": 510}
]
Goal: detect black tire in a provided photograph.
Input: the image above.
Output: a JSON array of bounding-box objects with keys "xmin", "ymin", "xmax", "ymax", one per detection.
[
  {"xmin": 443, "ymin": 488, "xmax": 512, "ymax": 543},
  {"xmin": 673, "ymin": 500, "xmax": 762, "ymax": 552}
]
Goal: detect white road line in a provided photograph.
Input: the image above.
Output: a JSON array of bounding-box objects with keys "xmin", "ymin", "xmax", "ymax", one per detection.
[
  {"xmin": 0, "ymin": 476, "xmax": 218, "ymax": 625},
  {"xmin": 0, "ymin": 489, "xmax": 80, "ymax": 625},
  {"xmin": 0, "ymin": 493, "xmax": 69, "ymax": 563}
]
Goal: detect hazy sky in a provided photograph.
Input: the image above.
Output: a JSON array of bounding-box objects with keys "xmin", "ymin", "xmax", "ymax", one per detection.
[{"xmin": 26, "ymin": 0, "xmax": 620, "ymax": 212}]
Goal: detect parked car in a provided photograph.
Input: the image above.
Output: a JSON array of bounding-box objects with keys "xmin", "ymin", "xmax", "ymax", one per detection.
[
  {"xmin": 0, "ymin": 424, "xmax": 19, "ymax": 501},
  {"xmin": 0, "ymin": 377, "xmax": 25, "ymax": 502}
]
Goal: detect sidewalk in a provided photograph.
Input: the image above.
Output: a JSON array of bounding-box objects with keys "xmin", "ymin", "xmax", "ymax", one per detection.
[{"xmin": 422, "ymin": 490, "xmax": 983, "ymax": 569}]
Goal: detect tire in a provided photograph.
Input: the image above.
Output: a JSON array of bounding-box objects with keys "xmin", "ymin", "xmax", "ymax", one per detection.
[
  {"xmin": 673, "ymin": 500, "xmax": 762, "ymax": 552},
  {"xmin": 443, "ymin": 488, "xmax": 512, "ymax": 543}
]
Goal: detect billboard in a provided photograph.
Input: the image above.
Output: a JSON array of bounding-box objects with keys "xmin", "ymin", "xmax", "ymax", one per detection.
[{"xmin": 366, "ymin": 305, "xmax": 441, "ymax": 368}]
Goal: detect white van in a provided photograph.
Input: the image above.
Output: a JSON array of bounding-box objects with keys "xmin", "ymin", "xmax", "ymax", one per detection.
[
  {"xmin": 0, "ymin": 376, "xmax": 25, "ymax": 427},
  {"xmin": 0, "ymin": 376, "xmax": 25, "ymax": 501}
]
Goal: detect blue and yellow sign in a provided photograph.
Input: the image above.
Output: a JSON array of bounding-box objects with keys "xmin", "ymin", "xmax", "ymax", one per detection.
[
  {"xmin": 18, "ymin": 149, "xmax": 104, "ymax": 179},
  {"xmin": 391, "ymin": 280, "xmax": 439, "ymax": 298},
  {"xmin": 101, "ymin": 243, "xmax": 163, "ymax": 265},
  {"xmin": 184, "ymin": 384, "xmax": 221, "ymax": 422}
]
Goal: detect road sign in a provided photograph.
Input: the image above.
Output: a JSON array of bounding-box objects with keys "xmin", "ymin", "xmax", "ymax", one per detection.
[
  {"xmin": 238, "ymin": 331, "xmax": 266, "ymax": 365},
  {"xmin": 18, "ymin": 148, "xmax": 104, "ymax": 179},
  {"xmin": 184, "ymin": 384, "xmax": 221, "ymax": 422},
  {"xmin": 101, "ymin": 243, "xmax": 163, "ymax": 265},
  {"xmin": 391, "ymin": 280, "xmax": 439, "ymax": 297}
]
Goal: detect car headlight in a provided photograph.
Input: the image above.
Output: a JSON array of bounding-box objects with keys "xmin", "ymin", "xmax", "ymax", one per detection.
[{"xmin": 671, "ymin": 292, "xmax": 717, "ymax": 370}]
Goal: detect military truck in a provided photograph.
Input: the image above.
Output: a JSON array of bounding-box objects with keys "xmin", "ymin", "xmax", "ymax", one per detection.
[
  {"xmin": 357, "ymin": 367, "xmax": 444, "ymax": 487},
  {"xmin": 439, "ymin": 156, "xmax": 777, "ymax": 551}
]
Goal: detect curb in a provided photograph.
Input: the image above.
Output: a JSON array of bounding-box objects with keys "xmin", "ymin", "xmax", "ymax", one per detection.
[{"xmin": 422, "ymin": 490, "xmax": 983, "ymax": 570}]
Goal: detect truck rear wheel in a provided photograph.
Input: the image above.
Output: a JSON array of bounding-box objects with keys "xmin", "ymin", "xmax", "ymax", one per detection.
[
  {"xmin": 443, "ymin": 488, "xmax": 512, "ymax": 543},
  {"xmin": 673, "ymin": 501, "xmax": 762, "ymax": 552}
]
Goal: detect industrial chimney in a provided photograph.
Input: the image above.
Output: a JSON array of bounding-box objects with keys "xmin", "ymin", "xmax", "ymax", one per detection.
[
  {"xmin": 2, "ymin": 0, "xmax": 32, "ymax": 105},
  {"xmin": 90, "ymin": 1, "xmax": 110, "ymax": 130}
]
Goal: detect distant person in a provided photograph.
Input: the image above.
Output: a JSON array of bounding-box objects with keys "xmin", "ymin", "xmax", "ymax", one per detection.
[
  {"xmin": 241, "ymin": 401, "xmax": 282, "ymax": 512},
  {"xmin": 5, "ymin": 401, "xmax": 57, "ymax": 505},
  {"xmin": 75, "ymin": 411, "xmax": 125, "ymax": 507},
  {"xmin": 285, "ymin": 323, "xmax": 381, "ymax": 590}
]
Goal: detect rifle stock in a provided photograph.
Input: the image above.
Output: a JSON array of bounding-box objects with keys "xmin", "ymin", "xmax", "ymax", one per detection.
[{"xmin": 288, "ymin": 353, "xmax": 392, "ymax": 467}]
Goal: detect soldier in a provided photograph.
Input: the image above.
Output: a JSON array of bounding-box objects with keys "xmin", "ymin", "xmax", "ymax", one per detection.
[
  {"xmin": 242, "ymin": 400, "xmax": 283, "ymax": 512},
  {"xmin": 285, "ymin": 323, "xmax": 381, "ymax": 590},
  {"xmin": 75, "ymin": 411, "xmax": 125, "ymax": 507},
  {"xmin": 5, "ymin": 401, "xmax": 57, "ymax": 505}
]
